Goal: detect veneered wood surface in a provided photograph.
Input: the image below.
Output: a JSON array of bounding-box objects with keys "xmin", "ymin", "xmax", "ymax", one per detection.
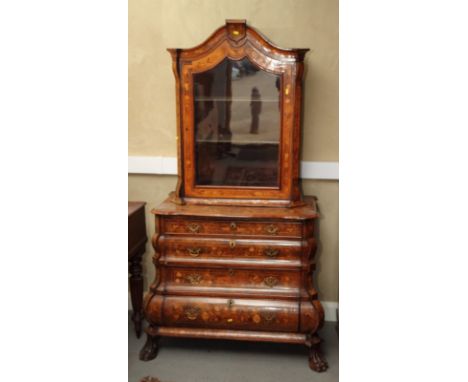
[
  {"xmin": 144, "ymin": 198, "xmax": 324, "ymax": 345},
  {"xmin": 159, "ymin": 296, "xmax": 300, "ymax": 333},
  {"xmin": 168, "ymin": 20, "xmax": 309, "ymax": 206},
  {"xmin": 159, "ymin": 236, "xmax": 303, "ymax": 269},
  {"xmin": 150, "ymin": 326, "xmax": 307, "ymax": 344},
  {"xmin": 145, "ymin": 294, "xmax": 322, "ymax": 333},
  {"xmin": 141, "ymin": 20, "xmax": 327, "ymax": 372},
  {"xmin": 162, "ymin": 217, "xmax": 303, "ymax": 238},
  {"xmin": 162, "ymin": 266, "xmax": 301, "ymax": 298},
  {"xmin": 153, "ymin": 195, "xmax": 318, "ymax": 219}
]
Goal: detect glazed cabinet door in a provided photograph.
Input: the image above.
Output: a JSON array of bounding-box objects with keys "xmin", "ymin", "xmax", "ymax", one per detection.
[
  {"xmin": 170, "ymin": 20, "xmax": 308, "ymax": 205},
  {"xmin": 192, "ymin": 57, "xmax": 281, "ymax": 188}
]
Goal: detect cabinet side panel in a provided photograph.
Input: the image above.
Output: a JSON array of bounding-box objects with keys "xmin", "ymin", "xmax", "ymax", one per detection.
[{"xmin": 168, "ymin": 49, "xmax": 184, "ymax": 204}]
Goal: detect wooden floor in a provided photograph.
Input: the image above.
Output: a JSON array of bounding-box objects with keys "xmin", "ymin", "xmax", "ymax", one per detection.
[{"xmin": 129, "ymin": 314, "xmax": 339, "ymax": 382}]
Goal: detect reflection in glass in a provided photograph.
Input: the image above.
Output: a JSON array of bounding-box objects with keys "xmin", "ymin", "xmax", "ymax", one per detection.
[{"xmin": 193, "ymin": 58, "xmax": 281, "ymax": 187}]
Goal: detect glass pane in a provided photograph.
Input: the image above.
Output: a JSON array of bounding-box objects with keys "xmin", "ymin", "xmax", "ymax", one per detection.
[{"xmin": 193, "ymin": 58, "xmax": 281, "ymax": 187}]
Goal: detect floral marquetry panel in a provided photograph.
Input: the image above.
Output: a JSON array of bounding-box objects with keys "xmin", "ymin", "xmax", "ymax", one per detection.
[
  {"xmin": 161, "ymin": 217, "xmax": 303, "ymax": 238},
  {"xmin": 160, "ymin": 296, "xmax": 300, "ymax": 332},
  {"xmin": 163, "ymin": 266, "xmax": 301, "ymax": 297}
]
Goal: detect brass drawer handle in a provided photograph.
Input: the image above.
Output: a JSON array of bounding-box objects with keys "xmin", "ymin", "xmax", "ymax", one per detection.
[
  {"xmin": 264, "ymin": 247, "xmax": 279, "ymax": 257},
  {"xmin": 184, "ymin": 273, "xmax": 202, "ymax": 285},
  {"xmin": 187, "ymin": 223, "xmax": 200, "ymax": 233},
  {"xmin": 262, "ymin": 312, "xmax": 276, "ymax": 322},
  {"xmin": 230, "ymin": 222, "xmax": 237, "ymax": 230},
  {"xmin": 265, "ymin": 224, "xmax": 279, "ymax": 235},
  {"xmin": 184, "ymin": 306, "xmax": 200, "ymax": 320},
  {"xmin": 229, "ymin": 240, "xmax": 236, "ymax": 249},
  {"xmin": 264, "ymin": 276, "xmax": 279, "ymax": 288},
  {"xmin": 187, "ymin": 247, "xmax": 202, "ymax": 257}
]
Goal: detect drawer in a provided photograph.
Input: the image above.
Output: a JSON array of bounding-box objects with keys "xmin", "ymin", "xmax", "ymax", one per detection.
[
  {"xmin": 162, "ymin": 217, "xmax": 302, "ymax": 238},
  {"xmin": 161, "ymin": 296, "xmax": 299, "ymax": 332},
  {"xmin": 163, "ymin": 266, "xmax": 300, "ymax": 297},
  {"xmin": 160, "ymin": 236, "xmax": 304, "ymax": 268}
]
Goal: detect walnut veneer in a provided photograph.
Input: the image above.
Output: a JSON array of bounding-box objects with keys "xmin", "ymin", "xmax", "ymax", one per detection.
[
  {"xmin": 140, "ymin": 197, "xmax": 328, "ymax": 372},
  {"xmin": 139, "ymin": 20, "xmax": 328, "ymax": 372}
]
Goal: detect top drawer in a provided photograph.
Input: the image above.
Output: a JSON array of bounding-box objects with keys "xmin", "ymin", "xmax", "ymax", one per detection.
[{"xmin": 162, "ymin": 217, "xmax": 303, "ymax": 238}]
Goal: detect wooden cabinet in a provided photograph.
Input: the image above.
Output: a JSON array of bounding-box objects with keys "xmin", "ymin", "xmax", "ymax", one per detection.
[
  {"xmin": 128, "ymin": 201, "xmax": 147, "ymax": 338},
  {"xmin": 139, "ymin": 20, "xmax": 328, "ymax": 372}
]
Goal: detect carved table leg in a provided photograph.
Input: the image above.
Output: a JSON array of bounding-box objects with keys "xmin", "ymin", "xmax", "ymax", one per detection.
[
  {"xmin": 139, "ymin": 333, "xmax": 160, "ymax": 361},
  {"xmin": 307, "ymin": 335, "xmax": 328, "ymax": 372},
  {"xmin": 129, "ymin": 248, "xmax": 144, "ymax": 338}
]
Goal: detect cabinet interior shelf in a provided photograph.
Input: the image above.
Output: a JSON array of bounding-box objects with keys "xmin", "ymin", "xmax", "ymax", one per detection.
[
  {"xmin": 195, "ymin": 97, "xmax": 278, "ymax": 103},
  {"xmin": 196, "ymin": 140, "xmax": 279, "ymax": 144}
]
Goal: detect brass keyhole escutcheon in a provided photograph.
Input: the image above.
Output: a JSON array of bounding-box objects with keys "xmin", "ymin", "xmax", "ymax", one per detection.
[
  {"xmin": 262, "ymin": 312, "xmax": 276, "ymax": 323},
  {"xmin": 265, "ymin": 224, "xmax": 279, "ymax": 235},
  {"xmin": 227, "ymin": 299, "xmax": 235, "ymax": 308},
  {"xmin": 229, "ymin": 240, "xmax": 236, "ymax": 249},
  {"xmin": 187, "ymin": 223, "xmax": 200, "ymax": 233},
  {"xmin": 230, "ymin": 222, "xmax": 237, "ymax": 230},
  {"xmin": 184, "ymin": 306, "xmax": 200, "ymax": 320},
  {"xmin": 228, "ymin": 269, "xmax": 235, "ymax": 276},
  {"xmin": 264, "ymin": 276, "xmax": 279, "ymax": 288},
  {"xmin": 264, "ymin": 247, "xmax": 279, "ymax": 257},
  {"xmin": 187, "ymin": 247, "xmax": 202, "ymax": 257}
]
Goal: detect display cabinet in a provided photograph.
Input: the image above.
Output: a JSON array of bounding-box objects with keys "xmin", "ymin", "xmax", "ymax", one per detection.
[
  {"xmin": 167, "ymin": 19, "xmax": 309, "ymax": 207},
  {"xmin": 140, "ymin": 20, "xmax": 328, "ymax": 372}
]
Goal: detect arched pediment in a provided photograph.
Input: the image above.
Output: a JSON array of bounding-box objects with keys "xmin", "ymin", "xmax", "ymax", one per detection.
[{"xmin": 168, "ymin": 20, "xmax": 309, "ymax": 64}]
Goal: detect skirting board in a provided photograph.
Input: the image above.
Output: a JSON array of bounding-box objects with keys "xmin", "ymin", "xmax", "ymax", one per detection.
[
  {"xmin": 128, "ymin": 156, "xmax": 339, "ymax": 180},
  {"xmin": 321, "ymin": 301, "xmax": 339, "ymax": 322},
  {"xmin": 128, "ymin": 294, "xmax": 338, "ymax": 322}
]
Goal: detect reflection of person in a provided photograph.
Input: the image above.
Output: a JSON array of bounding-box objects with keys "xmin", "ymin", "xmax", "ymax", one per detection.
[
  {"xmin": 250, "ymin": 87, "xmax": 262, "ymax": 134},
  {"xmin": 275, "ymin": 77, "xmax": 281, "ymax": 109}
]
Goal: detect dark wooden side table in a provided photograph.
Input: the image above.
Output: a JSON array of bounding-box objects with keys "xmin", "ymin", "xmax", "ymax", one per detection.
[{"xmin": 128, "ymin": 201, "xmax": 148, "ymax": 338}]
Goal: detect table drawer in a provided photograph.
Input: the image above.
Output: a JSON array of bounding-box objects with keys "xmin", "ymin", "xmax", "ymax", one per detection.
[
  {"xmin": 163, "ymin": 266, "xmax": 300, "ymax": 297},
  {"xmin": 162, "ymin": 217, "xmax": 302, "ymax": 238},
  {"xmin": 160, "ymin": 236, "xmax": 304, "ymax": 267},
  {"xmin": 161, "ymin": 296, "xmax": 299, "ymax": 332}
]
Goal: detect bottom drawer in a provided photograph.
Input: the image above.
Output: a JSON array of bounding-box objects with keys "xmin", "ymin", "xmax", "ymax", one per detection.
[{"xmin": 161, "ymin": 296, "xmax": 299, "ymax": 333}]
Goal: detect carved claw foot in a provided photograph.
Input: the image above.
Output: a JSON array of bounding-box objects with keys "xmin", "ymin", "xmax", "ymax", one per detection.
[
  {"xmin": 139, "ymin": 335, "xmax": 159, "ymax": 361},
  {"xmin": 308, "ymin": 347, "xmax": 328, "ymax": 372}
]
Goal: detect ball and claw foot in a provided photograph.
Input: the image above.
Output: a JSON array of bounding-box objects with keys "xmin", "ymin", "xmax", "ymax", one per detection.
[
  {"xmin": 309, "ymin": 347, "xmax": 328, "ymax": 372},
  {"xmin": 139, "ymin": 335, "xmax": 159, "ymax": 361}
]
